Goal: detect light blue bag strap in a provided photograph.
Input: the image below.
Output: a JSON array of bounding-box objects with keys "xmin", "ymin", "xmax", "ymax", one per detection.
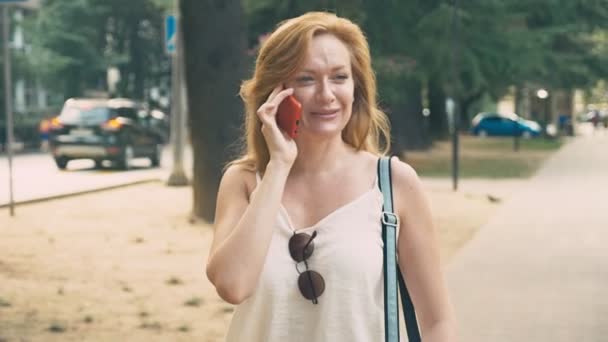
[
  {"xmin": 379, "ymin": 156, "xmax": 421, "ymax": 342},
  {"xmin": 379, "ymin": 156, "xmax": 400, "ymax": 342}
]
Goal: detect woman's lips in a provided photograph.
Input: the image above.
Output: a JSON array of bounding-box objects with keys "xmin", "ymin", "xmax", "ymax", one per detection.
[{"xmin": 311, "ymin": 109, "xmax": 339, "ymax": 118}]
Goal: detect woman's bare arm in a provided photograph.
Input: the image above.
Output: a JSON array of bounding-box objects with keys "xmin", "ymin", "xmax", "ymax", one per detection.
[
  {"xmin": 392, "ymin": 158, "xmax": 458, "ymax": 341},
  {"xmin": 206, "ymin": 161, "xmax": 291, "ymax": 304}
]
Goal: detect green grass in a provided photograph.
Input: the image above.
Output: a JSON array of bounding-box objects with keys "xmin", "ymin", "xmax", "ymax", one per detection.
[
  {"xmin": 183, "ymin": 297, "xmax": 203, "ymax": 307},
  {"xmin": 0, "ymin": 298, "xmax": 11, "ymax": 307},
  {"xmin": 404, "ymin": 135, "xmax": 565, "ymax": 178},
  {"xmin": 138, "ymin": 321, "xmax": 162, "ymax": 330},
  {"xmin": 166, "ymin": 276, "xmax": 183, "ymax": 285},
  {"xmin": 410, "ymin": 156, "xmax": 542, "ymax": 178},
  {"xmin": 177, "ymin": 325, "xmax": 191, "ymax": 332},
  {"xmin": 48, "ymin": 323, "xmax": 66, "ymax": 333},
  {"xmin": 465, "ymin": 136, "xmax": 563, "ymax": 151}
]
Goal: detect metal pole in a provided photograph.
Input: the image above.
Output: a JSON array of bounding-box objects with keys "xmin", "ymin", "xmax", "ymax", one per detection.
[
  {"xmin": 167, "ymin": 0, "xmax": 188, "ymax": 186},
  {"xmin": 450, "ymin": 0, "xmax": 460, "ymax": 191},
  {"xmin": 543, "ymin": 96, "xmax": 552, "ymax": 139},
  {"xmin": 451, "ymin": 117, "xmax": 459, "ymax": 191},
  {"xmin": 3, "ymin": 5, "xmax": 15, "ymax": 216}
]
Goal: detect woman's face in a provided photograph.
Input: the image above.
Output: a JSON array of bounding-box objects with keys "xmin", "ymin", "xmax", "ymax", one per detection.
[{"xmin": 285, "ymin": 33, "xmax": 355, "ymax": 138}]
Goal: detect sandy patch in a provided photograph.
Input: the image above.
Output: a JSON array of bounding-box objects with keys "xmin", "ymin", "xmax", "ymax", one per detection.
[{"xmin": 0, "ymin": 178, "xmax": 521, "ymax": 341}]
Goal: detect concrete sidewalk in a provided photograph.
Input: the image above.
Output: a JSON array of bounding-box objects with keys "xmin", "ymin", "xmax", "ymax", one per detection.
[
  {"xmin": 0, "ymin": 145, "xmax": 193, "ymax": 208},
  {"xmin": 446, "ymin": 133, "xmax": 608, "ymax": 341}
]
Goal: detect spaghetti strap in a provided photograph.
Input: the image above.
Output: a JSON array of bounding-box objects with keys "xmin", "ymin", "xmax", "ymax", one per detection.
[
  {"xmin": 255, "ymin": 171, "xmax": 261, "ymax": 186},
  {"xmin": 373, "ymin": 157, "xmax": 381, "ymax": 190}
]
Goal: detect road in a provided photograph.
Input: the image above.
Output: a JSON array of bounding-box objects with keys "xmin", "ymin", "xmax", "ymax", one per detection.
[{"xmin": 0, "ymin": 145, "xmax": 193, "ymax": 207}]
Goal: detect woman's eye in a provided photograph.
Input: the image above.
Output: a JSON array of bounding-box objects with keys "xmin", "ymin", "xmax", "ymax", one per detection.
[
  {"xmin": 334, "ymin": 74, "xmax": 349, "ymax": 80},
  {"xmin": 296, "ymin": 76, "xmax": 314, "ymax": 83}
]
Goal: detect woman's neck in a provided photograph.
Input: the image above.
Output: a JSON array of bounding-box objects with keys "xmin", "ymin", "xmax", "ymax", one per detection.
[{"xmin": 290, "ymin": 135, "xmax": 354, "ymax": 176}]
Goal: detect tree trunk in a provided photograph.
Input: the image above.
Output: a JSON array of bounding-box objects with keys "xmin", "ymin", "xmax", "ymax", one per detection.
[
  {"xmin": 181, "ymin": 0, "xmax": 248, "ymax": 222},
  {"xmin": 459, "ymin": 90, "xmax": 484, "ymax": 130},
  {"xmin": 389, "ymin": 77, "xmax": 428, "ymax": 154},
  {"xmin": 130, "ymin": 20, "xmax": 145, "ymax": 99},
  {"xmin": 428, "ymin": 77, "xmax": 447, "ymax": 139}
]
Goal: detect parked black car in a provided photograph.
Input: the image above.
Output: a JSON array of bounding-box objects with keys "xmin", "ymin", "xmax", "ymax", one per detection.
[{"xmin": 49, "ymin": 98, "xmax": 164, "ymax": 170}]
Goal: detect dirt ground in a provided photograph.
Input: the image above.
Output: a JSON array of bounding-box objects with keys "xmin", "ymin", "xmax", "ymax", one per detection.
[{"xmin": 0, "ymin": 178, "xmax": 522, "ymax": 341}]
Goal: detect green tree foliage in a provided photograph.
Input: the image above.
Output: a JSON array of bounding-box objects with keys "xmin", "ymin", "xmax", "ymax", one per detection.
[
  {"xmin": 369, "ymin": 0, "xmax": 608, "ymax": 130},
  {"xmin": 244, "ymin": 0, "xmax": 363, "ymax": 44},
  {"xmin": 239, "ymin": 0, "xmax": 608, "ymax": 147},
  {"xmin": 17, "ymin": 0, "xmax": 608, "ymax": 138},
  {"xmin": 521, "ymin": 0, "xmax": 608, "ymax": 89},
  {"xmin": 359, "ymin": 0, "xmax": 429, "ymax": 149},
  {"xmin": 26, "ymin": 0, "xmax": 168, "ymax": 100}
]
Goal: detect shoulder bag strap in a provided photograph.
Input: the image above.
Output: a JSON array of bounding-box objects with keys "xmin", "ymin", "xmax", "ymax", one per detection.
[{"xmin": 379, "ymin": 156, "xmax": 421, "ymax": 342}]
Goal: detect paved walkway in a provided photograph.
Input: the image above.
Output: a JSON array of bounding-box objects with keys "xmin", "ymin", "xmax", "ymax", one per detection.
[
  {"xmin": 447, "ymin": 132, "xmax": 608, "ymax": 341},
  {"xmin": 0, "ymin": 145, "xmax": 193, "ymax": 207}
]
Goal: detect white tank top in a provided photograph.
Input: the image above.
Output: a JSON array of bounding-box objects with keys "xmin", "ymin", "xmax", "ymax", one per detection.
[{"xmin": 225, "ymin": 171, "xmax": 389, "ymax": 342}]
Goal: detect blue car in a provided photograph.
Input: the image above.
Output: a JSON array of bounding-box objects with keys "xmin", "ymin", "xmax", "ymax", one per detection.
[{"xmin": 471, "ymin": 112, "xmax": 542, "ymax": 138}]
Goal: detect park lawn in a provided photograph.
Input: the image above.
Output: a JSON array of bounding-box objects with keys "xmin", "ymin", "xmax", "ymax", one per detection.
[{"xmin": 403, "ymin": 135, "xmax": 564, "ymax": 178}]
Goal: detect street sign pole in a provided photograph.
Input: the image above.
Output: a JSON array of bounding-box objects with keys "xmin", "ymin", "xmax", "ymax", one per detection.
[
  {"xmin": 166, "ymin": 3, "xmax": 188, "ymax": 186},
  {"xmin": 3, "ymin": 4, "xmax": 15, "ymax": 216}
]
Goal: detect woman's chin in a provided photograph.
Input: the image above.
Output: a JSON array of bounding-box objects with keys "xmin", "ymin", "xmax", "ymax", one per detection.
[{"xmin": 297, "ymin": 125, "xmax": 344, "ymax": 139}]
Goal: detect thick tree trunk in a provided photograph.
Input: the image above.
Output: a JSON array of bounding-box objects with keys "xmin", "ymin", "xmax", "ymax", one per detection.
[{"xmin": 181, "ymin": 0, "xmax": 247, "ymax": 222}]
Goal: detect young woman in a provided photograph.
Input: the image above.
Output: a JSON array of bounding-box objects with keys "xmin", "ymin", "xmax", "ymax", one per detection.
[{"xmin": 206, "ymin": 11, "xmax": 456, "ymax": 342}]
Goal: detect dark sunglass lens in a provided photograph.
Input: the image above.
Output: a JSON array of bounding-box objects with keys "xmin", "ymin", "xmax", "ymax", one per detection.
[
  {"xmin": 298, "ymin": 270, "xmax": 325, "ymax": 301},
  {"xmin": 289, "ymin": 233, "xmax": 314, "ymax": 262}
]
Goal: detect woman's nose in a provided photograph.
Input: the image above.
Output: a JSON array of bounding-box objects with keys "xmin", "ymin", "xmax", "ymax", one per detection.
[{"xmin": 316, "ymin": 79, "xmax": 335, "ymax": 104}]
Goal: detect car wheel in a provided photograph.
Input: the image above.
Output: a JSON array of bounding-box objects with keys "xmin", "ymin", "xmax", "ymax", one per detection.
[
  {"xmin": 522, "ymin": 131, "xmax": 532, "ymax": 139},
  {"xmin": 478, "ymin": 129, "xmax": 488, "ymax": 138},
  {"xmin": 117, "ymin": 145, "xmax": 133, "ymax": 170},
  {"xmin": 54, "ymin": 157, "xmax": 69, "ymax": 170},
  {"xmin": 149, "ymin": 144, "xmax": 162, "ymax": 168}
]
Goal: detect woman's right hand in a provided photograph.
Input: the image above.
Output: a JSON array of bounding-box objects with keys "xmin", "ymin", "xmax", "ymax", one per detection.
[{"xmin": 256, "ymin": 86, "xmax": 298, "ymax": 168}]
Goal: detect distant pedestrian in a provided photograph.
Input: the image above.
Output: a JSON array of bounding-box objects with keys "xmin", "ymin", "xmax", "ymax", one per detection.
[
  {"xmin": 205, "ymin": 11, "xmax": 456, "ymax": 342},
  {"xmin": 591, "ymin": 110, "xmax": 600, "ymax": 128},
  {"xmin": 39, "ymin": 118, "xmax": 51, "ymax": 151}
]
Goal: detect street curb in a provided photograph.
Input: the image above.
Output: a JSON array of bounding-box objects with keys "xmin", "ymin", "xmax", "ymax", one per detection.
[{"xmin": 0, "ymin": 178, "xmax": 163, "ymax": 209}]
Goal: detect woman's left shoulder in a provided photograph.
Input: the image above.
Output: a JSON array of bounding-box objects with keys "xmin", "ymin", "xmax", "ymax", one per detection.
[
  {"xmin": 356, "ymin": 153, "xmax": 422, "ymax": 190},
  {"xmin": 389, "ymin": 157, "xmax": 421, "ymax": 188},
  {"xmin": 386, "ymin": 157, "xmax": 431, "ymax": 218},
  {"xmin": 387, "ymin": 157, "xmax": 428, "ymax": 207}
]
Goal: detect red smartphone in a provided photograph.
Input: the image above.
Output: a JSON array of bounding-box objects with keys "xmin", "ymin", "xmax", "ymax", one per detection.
[{"xmin": 276, "ymin": 95, "xmax": 302, "ymax": 138}]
